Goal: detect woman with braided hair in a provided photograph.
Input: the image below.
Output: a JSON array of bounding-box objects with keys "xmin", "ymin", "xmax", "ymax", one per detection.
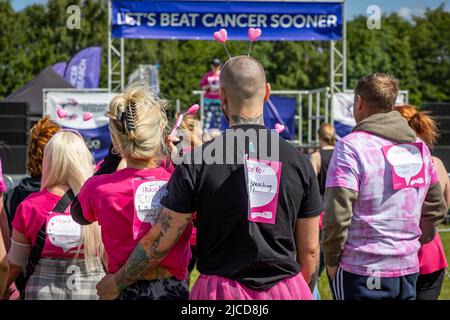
[{"xmin": 72, "ymin": 82, "xmax": 192, "ymax": 300}]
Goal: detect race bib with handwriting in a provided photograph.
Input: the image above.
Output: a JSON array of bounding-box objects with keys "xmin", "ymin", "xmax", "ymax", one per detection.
[
  {"xmin": 46, "ymin": 211, "xmax": 82, "ymax": 253},
  {"xmin": 132, "ymin": 179, "xmax": 169, "ymax": 240},
  {"xmin": 244, "ymin": 156, "xmax": 282, "ymax": 224}
]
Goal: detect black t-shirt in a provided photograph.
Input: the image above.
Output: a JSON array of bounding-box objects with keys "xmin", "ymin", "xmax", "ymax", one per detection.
[{"xmin": 160, "ymin": 124, "xmax": 323, "ymax": 290}]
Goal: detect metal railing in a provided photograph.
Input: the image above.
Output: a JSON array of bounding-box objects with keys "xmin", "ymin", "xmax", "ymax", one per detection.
[{"xmin": 193, "ymin": 87, "xmax": 331, "ymax": 148}]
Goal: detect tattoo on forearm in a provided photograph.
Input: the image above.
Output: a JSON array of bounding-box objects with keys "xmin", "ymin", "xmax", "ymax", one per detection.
[
  {"xmin": 156, "ymin": 209, "xmax": 172, "ymax": 233},
  {"xmin": 116, "ymin": 209, "xmax": 193, "ymax": 291},
  {"xmin": 231, "ymin": 114, "xmax": 264, "ymax": 126},
  {"xmin": 116, "ymin": 244, "xmax": 153, "ymax": 291}
]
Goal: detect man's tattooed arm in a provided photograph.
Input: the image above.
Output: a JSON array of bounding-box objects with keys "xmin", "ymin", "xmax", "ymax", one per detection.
[{"xmin": 114, "ymin": 208, "xmax": 194, "ymax": 291}]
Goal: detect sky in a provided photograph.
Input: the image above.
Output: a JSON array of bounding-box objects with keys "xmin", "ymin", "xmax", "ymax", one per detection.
[{"xmin": 11, "ymin": 0, "xmax": 450, "ymax": 19}]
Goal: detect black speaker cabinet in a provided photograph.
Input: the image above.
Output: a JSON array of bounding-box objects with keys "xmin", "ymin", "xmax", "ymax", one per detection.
[
  {"xmin": 0, "ymin": 102, "xmax": 30, "ymax": 145},
  {"xmin": 0, "ymin": 145, "xmax": 27, "ymax": 174},
  {"xmin": 432, "ymin": 146, "xmax": 450, "ymax": 172}
]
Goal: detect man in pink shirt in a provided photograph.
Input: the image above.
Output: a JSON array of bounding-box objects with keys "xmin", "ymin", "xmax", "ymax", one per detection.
[
  {"xmin": 322, "ymin": 73, "xmax": 447, "ymax": 300},
  {"xmin": 200, "ymin": 58, "xmax": 222, "ymax": 129}
]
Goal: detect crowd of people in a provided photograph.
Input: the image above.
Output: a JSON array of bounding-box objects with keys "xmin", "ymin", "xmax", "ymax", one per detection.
[{"xmin": 0, "ymin": 55, "xmax": 448, "ymax": 300}]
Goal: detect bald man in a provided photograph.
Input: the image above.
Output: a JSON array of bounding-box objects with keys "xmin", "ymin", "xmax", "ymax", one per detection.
[{"xmin": 96, "ymin": 56, "xmax": 323, "ymax": 300}]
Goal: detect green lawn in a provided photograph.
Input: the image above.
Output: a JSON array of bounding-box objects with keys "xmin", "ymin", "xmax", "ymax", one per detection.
[{"xmin": 189, "ymin": 230, "xmax": 450, "ymax": 300}]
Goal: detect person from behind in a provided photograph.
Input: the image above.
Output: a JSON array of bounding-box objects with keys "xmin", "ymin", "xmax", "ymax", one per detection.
[
  {"xmin": 96, "ymin": 56, "xmax": 322, "ymax": 300},
  {"xmin": 395, "ymin": 104, "xmax": 449, "ymax": 300},
  {"xmin": 309, "ymin": 123, "xmax": 336, "ymax": 281},
  {"xmin": 5, "ymin": 130, "xmax": 105, "ymax": 299},
  {"xmin": 2, "ymin": 116, "xmax": 61, "ymax": 249},
  {"xmin": 322, "ymin": 73, "xmax": 447, "ymax": 300},
  {"xmin": 72, "ymin": 82, "xmax": 192, "ymax": 300}
]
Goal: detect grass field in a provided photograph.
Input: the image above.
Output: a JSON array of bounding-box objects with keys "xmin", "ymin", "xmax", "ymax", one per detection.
[{"xmin": 189, "ymin": 230, "xmax": 450, "ymax": 300}]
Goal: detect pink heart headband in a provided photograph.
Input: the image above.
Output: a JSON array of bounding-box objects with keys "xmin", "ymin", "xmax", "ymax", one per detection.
[
  {"xmin": 214, "ymin": 28, "xmax": 262, "ymax": 59},
  {"xmin": 275, "ymin": 123, "xmax": 285, "ymax": 134},
  {"xmin": 57, "ymin": 108, "xmax": 93, "ymax": 122},
  {"xmin": 168, "ymin": 104, "xmax": 200, "ymax": 140}
]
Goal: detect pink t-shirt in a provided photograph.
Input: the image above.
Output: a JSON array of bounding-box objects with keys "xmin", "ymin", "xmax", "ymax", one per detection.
[
  {"xmin": 12, "ymin": 189, "xmax": 83, "ymax": 259},
  {"xmin": 0, "ymin": 159, "xmax": 7, "ymax": 193},
  {"xmin": 326, "ymin": 131, "xmax": 438, "ymax": 277},
  {"xmin": 419, "ymin": 232, "xmax": 448, "ymax": 274},
  {"xmin": 200, "ymin": 71, "xmax": 221, "ymax": 100},
  {"xmin": 77, "ymin": 166, "xmax": 192, "ymax": 279}
]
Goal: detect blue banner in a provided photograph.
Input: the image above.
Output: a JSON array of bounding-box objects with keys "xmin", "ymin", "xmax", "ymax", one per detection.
[
  {"xmin": 52, "ymin": 62, "xmax": 67, "ymax": 77},
  {"xmin": 112, "ymin": 1, "xmax": 343, "ymax": 41},
  {"xmin": 64, "ymin": 47, "xmax": 102, "ymax": 88}
]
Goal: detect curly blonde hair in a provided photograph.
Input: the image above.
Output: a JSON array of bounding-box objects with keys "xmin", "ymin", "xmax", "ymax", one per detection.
[
  {"xmin": 27, "ymin": 116, "xmax": 61, "ymax": 178},
  {"xmin": 107, "ymin": 81, "xmax": 169, "ymax": 164}
]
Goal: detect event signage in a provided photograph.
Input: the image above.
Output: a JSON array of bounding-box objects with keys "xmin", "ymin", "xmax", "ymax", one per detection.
[
  {"xmin": 112, "ymin": 1, "xmax": 343, "ymax": 41},
  {"xmin": 64, "ymin": 47, "xmax": 102, "ymax": 88},
  {"xmin": 45, "ymin": 91, "xmax": 114, "ymax": 163}
]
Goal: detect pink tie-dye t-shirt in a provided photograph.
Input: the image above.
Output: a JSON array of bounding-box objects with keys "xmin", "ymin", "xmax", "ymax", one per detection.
[{"xmin": 326, "ymin": 131, "xmax": 439, "ymax": 277}]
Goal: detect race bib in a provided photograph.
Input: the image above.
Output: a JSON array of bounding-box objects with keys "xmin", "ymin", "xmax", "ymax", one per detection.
[
  {"xmin": 132, "ymin": 179, "xmax": 169, "ymax": 240},
  {"xmin": 46, "ymin": 210, "xmax": 82, "ymax": 253},
  {"xmin": 382, "ymin": 142, "xmax": 426, "ymax": 190},
  {"xmin": 244, "ymin": 156, "xmax": 282, "ymax": 224}
]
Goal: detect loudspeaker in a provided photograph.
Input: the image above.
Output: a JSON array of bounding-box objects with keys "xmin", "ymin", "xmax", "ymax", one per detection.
[
  {"xmin": 423, "ymin": 102, "xmax": 450, "ymax": 117},
  {"xmin": 0, "ymin": 102, "xmax": 30, "ymax": 174},
  {"xmin": 432, "ymin": 146, "xmax": 450, "ymax": 171},
  {"xmin": 0, "ymin": 145, "xmax": 27, "ymax": 174},
  {"xmin": 0, "ymin": 102, "xmax": 30, "ymax": 146}
]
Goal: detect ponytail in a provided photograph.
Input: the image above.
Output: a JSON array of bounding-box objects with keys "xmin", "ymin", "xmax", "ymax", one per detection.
[{"xmin": 408, "ymin": 111, "xmax": 438, "ymax": 148}]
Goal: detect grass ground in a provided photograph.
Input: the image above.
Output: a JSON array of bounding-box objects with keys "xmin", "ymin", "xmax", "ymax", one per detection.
[{"xmin": 189, "ymin": 230, "xmax": 450, "ymax": 300}]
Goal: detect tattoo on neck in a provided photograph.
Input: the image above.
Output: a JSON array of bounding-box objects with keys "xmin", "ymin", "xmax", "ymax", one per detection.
[{"xmin": 231, "ymin": 114, "xmax": 264, "ymax": 126}]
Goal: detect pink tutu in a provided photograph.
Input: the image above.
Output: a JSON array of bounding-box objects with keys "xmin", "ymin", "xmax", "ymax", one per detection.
[{"xmin": 190, "ymin": 273, "xmax": 313, "ymax": 300}]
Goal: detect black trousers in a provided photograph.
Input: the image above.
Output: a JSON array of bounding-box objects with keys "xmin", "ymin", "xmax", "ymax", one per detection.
[
  {"xmin": 416, "ymin": 269, "xmax": 445, "ymax": 300},
  {"xmin": 329, "ymin": 267, "xmax": 419, "ymax": 300}
]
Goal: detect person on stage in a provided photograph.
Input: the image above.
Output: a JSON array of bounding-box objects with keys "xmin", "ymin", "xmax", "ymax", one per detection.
[
  {"xmin": 96, "ymin": 56, "xmax": 322, "ymax": 300},
  {"xmin": 200, "ymin": 58, "xmax": 222, "ymax": 129},
  {"xmin": 322, "ymin": 73, "xmax": 447, "ymax": 300}
]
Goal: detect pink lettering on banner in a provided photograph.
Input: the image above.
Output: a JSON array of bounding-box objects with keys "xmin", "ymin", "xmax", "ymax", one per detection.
[
  {"xmin": 244, "ymin": 156, "xmax": 282, "ymax": 224},
  {"xmin": 382, "ymin": 142, "xmax": 426, "ymax": 190},
  {"xmin": 132, "ymin": 178, "xmax": 169, "ymax": 240}
]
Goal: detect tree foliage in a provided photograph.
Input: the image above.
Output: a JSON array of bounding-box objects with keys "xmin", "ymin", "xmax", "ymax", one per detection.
[{"xmin": 1, "ymin": 0, "xmax": 449, "ymax": 108}]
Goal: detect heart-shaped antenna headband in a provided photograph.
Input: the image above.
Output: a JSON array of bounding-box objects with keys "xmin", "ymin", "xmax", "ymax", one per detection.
[{"xmin": 214, "ymin": 28, "xmax": 262, "ymax": 59}]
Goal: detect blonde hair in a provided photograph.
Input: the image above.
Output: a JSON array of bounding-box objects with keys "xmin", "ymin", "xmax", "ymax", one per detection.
[
  {"xmin": 318, "ymin": 123, "xmax": 336, "ymax": 146},
  {"xmin": 41, "ymin": 131, "xmax": 103, "ymax": 265},
  {"xmin": 107, "ymin": 82, "xmax": 169, "ymax": 165},
  {"xmin": 395, "ymin": 104, "xmax": 439, "ymax": 148},
  {"xmin": 179, "ymin": 115, "xmax": 203, "ymax": 148}
]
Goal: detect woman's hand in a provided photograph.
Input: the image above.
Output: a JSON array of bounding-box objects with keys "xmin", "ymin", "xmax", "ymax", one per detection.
[
  {"xmin": 96, "ymin": 274, "xmax": 121, "ymax": 300},
  {"xmin": 166, "ymin": 136, "xmax": 180, "ymax": 160}
]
